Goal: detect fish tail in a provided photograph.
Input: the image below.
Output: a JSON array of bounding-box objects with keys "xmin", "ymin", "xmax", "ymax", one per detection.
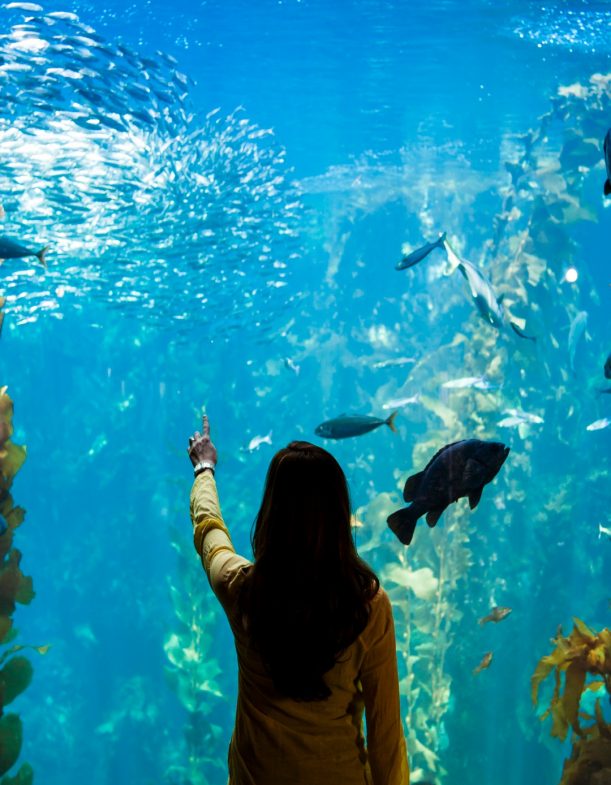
[
  {"xmin": 509, "ymin": 321, "xmax": 536, "ymax": 342},
  {"xmin": 436, "ymin": 231, "xmax": 447, "ymax": 247},
  {"xmin": 36, "ymin": 246, "xmax": 49, "ymax": 268},
  {"xmin": 478, "ymin": 616, "xmax": 489, "ymax": 626},
  {"xmin": 386, "ymin": 410, "xmax": 398, "ymax": 433},
  {"xmin": 605, "ymin": 179, "xmax": 611, "ymax": 196},
  {"xmin": 387, "ymin": 505, "xmax": 421, "ymax": 546}
]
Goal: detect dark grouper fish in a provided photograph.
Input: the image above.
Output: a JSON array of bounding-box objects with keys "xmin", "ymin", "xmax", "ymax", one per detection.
[
  {"xmin": 396, "ymin": 232, "xmax": 446, "ymax": 271},
  {"xmin": 0, "ymin": 236, "xmax": 48, "ymax": 266},
  {"xmin": 387, "ymin": 439, "xmax": 510, "ymax": 546},
  {"xmin": 315, "ymin": 411, "xmax": 398, "ymax": 439},
  {"xmin": 603, "ymin": 128, "xmax": 611, "ymax": 197}
]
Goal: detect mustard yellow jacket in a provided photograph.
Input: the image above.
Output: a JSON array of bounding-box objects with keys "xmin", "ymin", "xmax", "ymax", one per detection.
[{"xmin": 191, "ymin": 471, "xmax": 409, "ymax": 785}]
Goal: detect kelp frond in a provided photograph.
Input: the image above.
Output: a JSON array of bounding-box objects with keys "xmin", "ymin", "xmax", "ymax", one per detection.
[
  {"xmin": 532, "ymin": 618, "xmax": 611, "ymax": 741},
  {"xmin": 533, "ymin": 618, "xmax": 611, "ymax": 785}
]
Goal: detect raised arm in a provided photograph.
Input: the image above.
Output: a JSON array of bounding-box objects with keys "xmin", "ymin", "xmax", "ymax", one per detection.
[
  {"xmin": 360, "ymin": 590, "xmax": 410, "ymax": 785},
  {"xmin": 188, "ymin": 415, "xmax": 246, "ymax": 603}
]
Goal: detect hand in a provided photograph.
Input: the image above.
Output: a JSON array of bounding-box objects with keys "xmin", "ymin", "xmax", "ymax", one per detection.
[{"xmin": 188, "ymin": 414, "xmax": 218, "ymax": 468}]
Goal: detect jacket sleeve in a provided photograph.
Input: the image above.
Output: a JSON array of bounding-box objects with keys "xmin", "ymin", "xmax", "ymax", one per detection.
[
  {"xmin": 361, "ymin": 590, "xmax": 410, "ymax": 785},
  {"xmin": 190, "ymin": 471, "xmax": 250, "ymax": 611}
]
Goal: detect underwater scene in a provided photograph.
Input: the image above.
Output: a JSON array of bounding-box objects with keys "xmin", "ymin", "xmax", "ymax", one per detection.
[{"xmin": 0, "ymin": 0, "xmax": 610, "ymax": 782}]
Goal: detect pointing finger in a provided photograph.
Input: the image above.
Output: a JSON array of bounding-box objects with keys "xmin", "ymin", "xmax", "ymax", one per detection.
[{"xmin": 202, "ymin": 414, "xmax": 210, "ymax": 437}]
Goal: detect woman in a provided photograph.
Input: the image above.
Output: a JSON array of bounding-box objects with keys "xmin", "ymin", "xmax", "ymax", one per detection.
[{"xmin": 188, "ymin": 415, "xmax": 409, "ymax": 785}]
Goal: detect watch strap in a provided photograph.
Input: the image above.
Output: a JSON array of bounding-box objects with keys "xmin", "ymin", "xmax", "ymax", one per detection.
[{"xmin": 194, "ymin": 460, "xmax": 216, "ymax": 477}]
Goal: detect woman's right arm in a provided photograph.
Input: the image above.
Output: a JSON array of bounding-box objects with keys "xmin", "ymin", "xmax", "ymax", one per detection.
[
  {"xmin": 361, "ymin": 590, "xmax": 410, "ymax": 785},
  {"xmin": 188, "ymin": 416, "xmax": 249, "ymax": 608}
]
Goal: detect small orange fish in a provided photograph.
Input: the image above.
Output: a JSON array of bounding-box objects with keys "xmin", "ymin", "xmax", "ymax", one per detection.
[
  {"xmin": 473, "ymin": 651, "xmax": 493, "ymax": 675},
  {"xmin": 479, "ymin": 606, "xmax": 512, "ymax": 625}
]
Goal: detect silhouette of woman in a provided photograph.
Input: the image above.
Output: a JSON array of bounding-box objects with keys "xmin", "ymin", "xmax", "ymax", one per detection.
[{"xmin": 188, "ymin": 414, "xmax": 409, "ymax": 785}]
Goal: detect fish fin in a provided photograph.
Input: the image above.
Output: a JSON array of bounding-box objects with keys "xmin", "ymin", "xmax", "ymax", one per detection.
[
  {"xmin": 387, "ymin": 506, "xmax": 421, "ymax": 546},
  {"xmin": 403, "ymin": 470, "xmax": 424, "ymax": 502},
  {"xmin": 604, "ymin": 179, "xmax": 611, "ymax": 196},
  {"xmin": 423, "ymin": 441, "xmax": 465, "ymax": 473},
  {"xmin": 509, "ymin": 321, "xmax": 536, "ymax": 342},
  {"xmin": 386, "ymin": 410, "xmax": 398, "ymax": 433},
  {"xmin": 469, "ymin": 486, "xmax": 484, "ymax": 510},
  {"xmin": 496, "ymin": 293, "xmax": 505, "ymax": 305},
  {"xmin": 425, "ymin": 508, "xmax": 445, "ymax": 527},
  {"xmin": 36, "ymin": 246, "xmax": 49, "ymax": 268}
]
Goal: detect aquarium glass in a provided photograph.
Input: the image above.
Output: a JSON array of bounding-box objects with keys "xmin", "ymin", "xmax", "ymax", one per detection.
[{"xmin": 0, "ymin": 0, "xmax": 610, "ymax": 783}]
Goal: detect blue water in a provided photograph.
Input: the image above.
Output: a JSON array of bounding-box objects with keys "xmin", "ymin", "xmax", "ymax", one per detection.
[{"xmin": 1, "ymin": 0, "xmax": 610, "ymax": 783}]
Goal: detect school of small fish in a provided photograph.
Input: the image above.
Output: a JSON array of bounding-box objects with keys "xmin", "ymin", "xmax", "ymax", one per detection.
[{"xmin": 0, "ymin": 4, "xmax": 303, "ymax": 333}]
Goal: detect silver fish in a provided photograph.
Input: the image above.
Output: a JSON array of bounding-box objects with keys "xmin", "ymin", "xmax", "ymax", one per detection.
[
  {"xmin": 445, "ymin": 239, "xmax": 535, "ymax": 341},
  {"xmin": 396, "ymin": 232, "xmax": 446, "ymax": 271},
  {"xmin": 315, "ymin": 412, "xmax": 398, "ymax": 439},
  {"xmin": 283, "ymin": 357, "xmax": 300, "ymax": 376},
  {"xmin": 382, "ymin": 394, "xmax": 420, "ymax": 410},
  {"xmin": 243, "ymin": 431, "xmax": 273, "ymax": 452},
  {"xmin": 372, "ymin": 357, "xmax": 416, "ymax": 370},
  {"xmin": 598, "ymin": 523, "xmax": 611, "ymax": 540},
  {"xmin": 503, "ymin": 408, "xmax": 544, "ymax": 424},
  {"xmin": 586, "ymin": 418, "xmax": 611, "ymax": 432},
  {"xmin": 497, "ymin": 416, "xmax": 526, "ymax": 428},
  {"xmin": 0, "ymin": 236, "xmax": 47, "ymax": 266},
  {"xmin": 442, "ymin": 376, "xmax": 495, "ymax": 390}
]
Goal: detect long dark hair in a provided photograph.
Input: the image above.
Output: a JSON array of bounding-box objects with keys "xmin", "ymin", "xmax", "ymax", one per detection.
[{"xmin": 238, "ymin": 441, "xmax": 379, "ymax": 701}]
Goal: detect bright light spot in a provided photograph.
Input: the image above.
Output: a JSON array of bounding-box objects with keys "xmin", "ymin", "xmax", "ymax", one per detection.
[{"xmin": 564, "ymin": 267, "xmax": 578, "ymax": 283}]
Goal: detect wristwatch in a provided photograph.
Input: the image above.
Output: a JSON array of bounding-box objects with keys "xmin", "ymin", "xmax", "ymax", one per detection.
[{"xmin": 194, "ymin": 461, "xmax": 215, "ymax": 477}]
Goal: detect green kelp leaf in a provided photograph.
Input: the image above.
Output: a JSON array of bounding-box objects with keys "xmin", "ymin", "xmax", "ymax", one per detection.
[
  {"xmin": 0, "ymin": 714, "xmax": 22, "ymax": 776},
  {"xmin": 411, "ymin": 734, "xmax": 439, "ymax": 772},
  {"xmin": 165, "ymin": 669, "xmax": 206, "ymax": 714},
  {"xmin": 594, "ymin": 700, "xmax": 611, "ymax": 739},
  {"xmin": 4, "ymin": 510, "xmax": 24, "ymax": 531},
  {"xmin": 164, "ymin": 633, "xmax": 186, "ymax": 668},
  {"xmin": 0, "ymin": 657, "xmax": 33, "ymax": 706},
  {"xmin": 0, "ymin": 761, "xmax": 33, "ymax": 785},
  {"xmin": 168, "ymin": 585, "xmax": 196, "ymax": 629},
  {"xmin": 0, "ymin": 618, "xmax": 12, "ymax": 645},
  {"xmin": 0, "ymin": 644, "xmax": 48, "ymax": 666},
  {"xmin": 196, "ymin": 678, "xmax": 223, "ymax": 699},
  {"xmin": 531, "ymin": 655, "xmax": 555, "ymax": 705},
  {"xmin": 550, "ymin": 695, "xmax": 569, "ymax": 741},
  {"xmin": 0, "ymin": 443, "xmax": 26, "ymax": 486},
  {"xmin": 563, "ymin": 661, "xmax": 587, "ymax": 735},
  {"xmin": 0, "ymin": 531, "xmax": 14, "ymax": 563},
  {"xmin": 0, "ymin": 393, "xmax": 13, "ymax": 449},
  {"xmin": 380, "ymin": 564, "xmax": 439, "ymax": 601},
  {"xmin": 0, "ymin": 551, "xmax": 34, "ymax": 616},
  {"xmin": 585, "ymin": 681, "xmax": 605, "ymax": 692}
]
